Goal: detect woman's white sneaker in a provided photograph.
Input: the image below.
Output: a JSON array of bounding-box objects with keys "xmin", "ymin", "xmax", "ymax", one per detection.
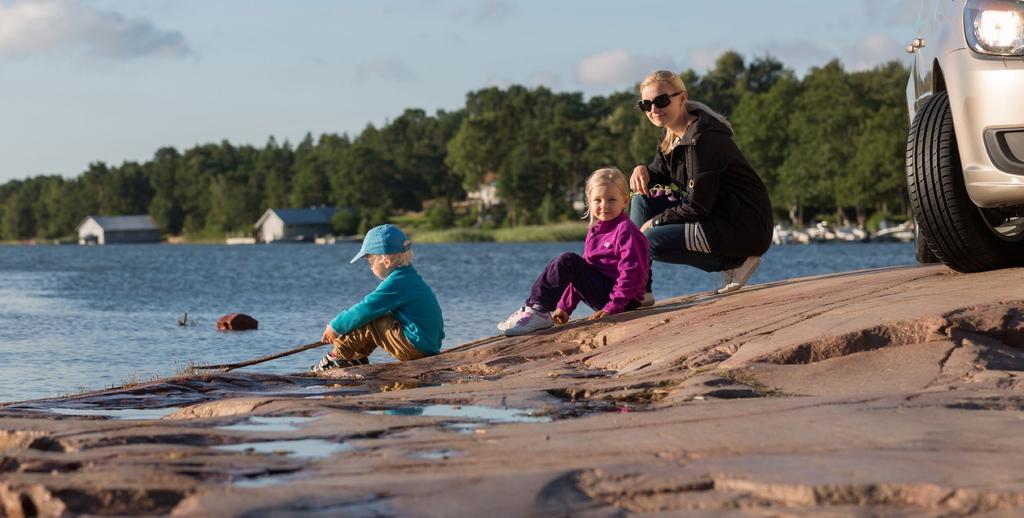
[{"xmin": 716, "ymin": 256, "xmax": 760, "ymax": 294}]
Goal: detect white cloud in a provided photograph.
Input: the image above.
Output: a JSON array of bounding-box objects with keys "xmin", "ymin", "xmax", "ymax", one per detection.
[
  {"xmin": 685, "ymin": 47, "xmax": 730, "ymax": 72},
  {"xmin": 862, "ymin": 0, "xmax": 920, "ymax": 25},
  {"xmin": 757, "ymin": 39, "xmax": 835, "ymax": 74},
  {"xmin": 844, "ymin": 33, "xmax": 911, "ymax": 70},
  {"xmin": 575, "ymin": 50, "xmax": 675, "ymax": 86},
  {"xmin": 485, "ymin": 76, "xmax": 511, "ymax": 89},
  {"xmin": 745, "ymin": 35, "xmax": 909, "ymax": 75},
  {"xmin": 355, "ymin": 57, "xmax": 416, "ymax": 83},
  {"xmin": 454, "ymin": 0, "xmax": 516, "ymax": 23},
  {"xmin": 527, "ymin": 70, "xmax": 561, "ymax": 89},
  {"xmin": 0, "ymin": 0, "xmax": 192, "ymax": 59}
]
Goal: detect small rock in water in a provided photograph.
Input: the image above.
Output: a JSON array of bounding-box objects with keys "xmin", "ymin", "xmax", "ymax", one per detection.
[{"xmin": 217, "ymin": 313, "xmax": 259, "ymax": 331}]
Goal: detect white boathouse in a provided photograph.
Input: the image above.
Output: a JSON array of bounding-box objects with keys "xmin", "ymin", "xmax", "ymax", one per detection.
[
  {"xmin": 77, "ymin": 215, "xmax": 162, "ymax": 245},
  {"xmin": 254, "ymin": 207, "xmax": 339, "ymax": 243}
]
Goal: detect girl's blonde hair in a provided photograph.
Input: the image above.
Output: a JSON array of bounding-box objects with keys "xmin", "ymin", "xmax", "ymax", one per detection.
[
  {"xmin": 640, "ymin": 70, "xmax": 689, "ymax": 154},
  {"xmin": 583, "ymin": 167, "xmax": 630, "ymax": 225}
]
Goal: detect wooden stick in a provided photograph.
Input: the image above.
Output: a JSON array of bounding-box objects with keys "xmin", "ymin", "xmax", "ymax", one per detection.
[
  {"xmin": 193, "ymin": 332, "xmax": 507, "ymax": 374},
  {"xmin": 192, "ymin": 341, "xmax": 328, "ymax": 372}
]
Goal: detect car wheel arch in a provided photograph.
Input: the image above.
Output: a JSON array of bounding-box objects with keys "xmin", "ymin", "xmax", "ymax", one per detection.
[{"xmin": 931, "ymin": 60, "xmax": 946, "ymax": 94}]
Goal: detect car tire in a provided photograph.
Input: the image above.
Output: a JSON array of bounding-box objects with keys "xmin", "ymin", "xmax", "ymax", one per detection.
[
  {"xmin": 914, "ymin": 224, "xmax": 939, "ymax": 264},
  {"xmin": 906, "ymin": 91, "xmax": 1024, "ymax": 272}
]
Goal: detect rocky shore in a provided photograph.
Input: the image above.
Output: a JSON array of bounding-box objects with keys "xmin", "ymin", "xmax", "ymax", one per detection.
[{"xmin": 2, "ymin": 264, "xmax": 1023, "ymax": 517}]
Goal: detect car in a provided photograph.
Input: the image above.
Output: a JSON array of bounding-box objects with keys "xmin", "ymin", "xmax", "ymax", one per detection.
[{"xmin": 905, "ymin": 0, "xmax": 1024, "ymax": 272}]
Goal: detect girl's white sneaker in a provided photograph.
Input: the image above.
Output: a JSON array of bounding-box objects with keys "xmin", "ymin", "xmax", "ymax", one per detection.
[
  {"xmin": 497, "ymin": 306, "xmax": 553, "ymax": 336},
  {"xmin": 640, "ymin": 292, "xmax": 655, "ymax": 307}
]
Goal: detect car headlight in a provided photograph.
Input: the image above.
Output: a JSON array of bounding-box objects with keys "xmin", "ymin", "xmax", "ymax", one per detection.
[{"xmin": 965, "ymin": 0, "xmax": 1024, "ymax": 56}]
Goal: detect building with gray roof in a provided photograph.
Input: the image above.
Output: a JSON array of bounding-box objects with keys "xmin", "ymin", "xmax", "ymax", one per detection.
[
  {"xmin": 254, "ymin": 207, "xmax": 339, "ymax": 243},
  {"xmin": 77, "ymin": 215, "xmax": 162, "ymax": 245}
]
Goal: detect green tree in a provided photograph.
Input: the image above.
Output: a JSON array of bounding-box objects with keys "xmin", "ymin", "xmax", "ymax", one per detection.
[
  {"xmin": 260, "ymin": 137, "xmax": 295, "ymax": 210},
  {"xmin": 290, "ymin": 133, "xmax": 330, "ymax": 207},
  {"xmin": 330, "ymin": 144, "xmax": 396, "ymax": 232},
  {"xmin": 742, "ymin": 55, "xmax": 787, "ymax": 94},
  {"xmin": 583, "ymin": 91, "xmax": 646, "ymax": 172},
  {"xmin": 732, "ymin": 72, "xmax": 802, "ymax": 220},
  {"xmin": 778, "ymin": 60, "xmax": 861, "ymax": 224},
  {"xmin": 845, "ymin": 61, "xmax": 911, "ymax": 224},
  {"xmin": 698, "ymin": 50, "xmax": 747, "ymax": 116},
  {"xmin": 1, "ymin": 181, "xmax": 34, "ymax": 239},
  {"xmin": 147, "ymin": 147, "xmax": 184, "ymax": 234}
]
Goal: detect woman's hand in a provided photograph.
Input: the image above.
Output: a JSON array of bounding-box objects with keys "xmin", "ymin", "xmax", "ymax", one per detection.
[
  {"xmin": 321, "ymin": 325, "xmax": 338, "ymax": 344},
  {"xmin": 640, "ymin": 219, "xmax": 654, "ymax": 233},
  {"xmin": 587, "ymin": 310, "xmax": 608, "ymax": 321},
  {"xmin": 552, "ymin": 308, "xmax": 569, "ymax": 325},
  {"xmin": 630, "ymin": 165, "xmax": 650, "ymax": 196}
]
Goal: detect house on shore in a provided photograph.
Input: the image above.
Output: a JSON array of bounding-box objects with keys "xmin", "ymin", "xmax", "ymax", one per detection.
[
  {"xmin": 465, "ymin": 172, "xmax": 500, "ymax": 211},
  {"xmin": 77, "ymin": 215, "xmax": 162, "ymax": 245},
  {"xmin": 254, "ymin": 207, "xmax": 339, "ymax": 243}
]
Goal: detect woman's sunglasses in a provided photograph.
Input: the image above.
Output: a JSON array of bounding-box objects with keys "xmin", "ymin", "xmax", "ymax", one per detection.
[{"xmin": 637, "ymin": 91, "xmax": 683, "ymax": 112}]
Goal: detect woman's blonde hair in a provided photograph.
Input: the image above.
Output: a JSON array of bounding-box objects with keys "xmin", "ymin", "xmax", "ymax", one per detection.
[
  {"xmin": 583, "ymin": 167, "xmax": 630, "ymax": 225},
  {"xmin": 640, "ymin": 70, "xmax": 689, "ymax": 154}
]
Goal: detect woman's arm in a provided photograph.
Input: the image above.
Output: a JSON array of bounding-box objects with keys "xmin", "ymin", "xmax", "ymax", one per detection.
[
  {"xmin": 632, "ymin": 146, "xmax": 676, "ymax": 197},
  {"xmin": 652, "ymin": 132, "xmax": 733, "ymax": 225},
  {"xmin": 645, "ymin": 148, "xmax": 674, "ymax": 186}
]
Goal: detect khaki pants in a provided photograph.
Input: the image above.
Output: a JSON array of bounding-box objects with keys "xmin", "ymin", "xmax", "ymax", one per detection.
[{"xmin": 332, "ymin": 314, "xmax": 425, "ymax": 362}]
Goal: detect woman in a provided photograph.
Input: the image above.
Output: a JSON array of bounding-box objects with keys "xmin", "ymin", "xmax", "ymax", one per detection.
[{"xmin": 629, "ymin": 70, "xmax": 773, "ymax": 299}]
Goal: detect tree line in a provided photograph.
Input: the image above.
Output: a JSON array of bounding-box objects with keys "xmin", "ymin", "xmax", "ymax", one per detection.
[{"xmin": 0, "ymin": 51, "xmax": 910, "ymax": 241}]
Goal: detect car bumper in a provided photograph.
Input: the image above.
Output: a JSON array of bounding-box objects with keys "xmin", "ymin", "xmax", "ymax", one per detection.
[{"xmin": 944, "ymin": 50, "xmax": 1024, "ymax": 207}]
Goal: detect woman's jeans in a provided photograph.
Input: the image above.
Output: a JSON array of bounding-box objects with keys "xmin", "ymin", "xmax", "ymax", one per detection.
[{"xmin": 629, "ymin": 195, "xmax": 742, "ymax": 283}]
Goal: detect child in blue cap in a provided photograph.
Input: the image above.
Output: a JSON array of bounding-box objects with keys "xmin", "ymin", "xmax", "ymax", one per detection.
[{"xmin": 310, "ymin": 224, "xmax": 445, "ymax": 372}]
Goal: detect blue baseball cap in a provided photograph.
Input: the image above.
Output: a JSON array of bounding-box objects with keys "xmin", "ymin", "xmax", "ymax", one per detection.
[{"xmin": 350, "ymin": 224, "xmax": 411, "ymax": 263}]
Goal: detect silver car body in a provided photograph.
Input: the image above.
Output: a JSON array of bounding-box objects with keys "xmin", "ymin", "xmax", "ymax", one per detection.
[{"xmin": 907, "ymin": 0, "xmax": 1024, "ymax": 208}]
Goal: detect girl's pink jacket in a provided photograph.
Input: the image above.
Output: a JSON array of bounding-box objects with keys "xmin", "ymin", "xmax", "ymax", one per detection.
[{"xmin": 558, "ymin": 212, "xmax": 650, "ymax": 315}]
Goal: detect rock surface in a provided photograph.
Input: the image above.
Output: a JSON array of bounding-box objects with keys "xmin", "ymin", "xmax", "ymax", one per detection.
[{"xmin": 2, "ymin": 264, "xmax": 1024, "ymax": 517}]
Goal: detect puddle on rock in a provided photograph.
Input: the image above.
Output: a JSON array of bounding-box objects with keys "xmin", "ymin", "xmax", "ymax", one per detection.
[
  {"xmin": 367, "ymin": 404, "xmax": 551, "ymax": 423},
  {"xmin": 411, "ymin": 448, "xmax": 459, "ymax": 460},
  {"xmin": 27, "ymin": 406, "xmax": 182, "ymax": 420},
  {"xmin": 445, "ymin": 422, "xmax": 490, "ymax": 435},
  {"xmin": 370, "ymin": 380, "xmax": 442, "ymax": 393},
  {"xmin": 215, "ymin": 439, "xmax": 351, "ymax": 458},
  {"xmin": 234, "ymin": 476, "xmax": 292, "ymax": 488},
  {"xmin": 217, "ymin": 416, "xmax": 318, "ymax": 432},
  {"xmin": 264, "ymin": 383, "xmax": 370, "ymax": 398},
  {"xmin": 232, "ymin": 470, "xmax": 304, "ymax": 488}
]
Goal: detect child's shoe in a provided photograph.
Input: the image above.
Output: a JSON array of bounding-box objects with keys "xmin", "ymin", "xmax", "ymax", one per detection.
[
  {"xmin": 497, "ymin": 306, "xmax": 553, "ymax": 336},
  {"xmin": 309, "ymin": 352, "xmax": 369, "ymax": 373},
  {"xmin": 716, "ymin": 256, "xmax": 761, "ymax": 294},
  {"xmin": 640, "ymin": 292, "xmax": 655, "ymax": 307}
]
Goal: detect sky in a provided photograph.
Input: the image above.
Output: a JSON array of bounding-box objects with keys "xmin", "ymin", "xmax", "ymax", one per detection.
[{"xmin": 0, "ymin": 0, "xmax": 922, "ymax": 183}]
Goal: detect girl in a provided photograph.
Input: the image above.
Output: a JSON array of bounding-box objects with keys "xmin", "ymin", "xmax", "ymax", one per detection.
[
  {"xmin": 497, "ymin": 168, "xmax": 650, "ymax": 336},
  {"xmin": 630, "ymin": 70, "xmax": 773, "ymax": 297}
]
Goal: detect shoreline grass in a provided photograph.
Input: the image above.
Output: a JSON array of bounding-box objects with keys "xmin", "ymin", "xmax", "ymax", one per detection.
[
  {"xmin": 412, "ymin": 221, "xmax": 589, "ymax": 243},
  {"xmin": 4, "ymin": 222, "xmax": 592, "ymax": 246}
]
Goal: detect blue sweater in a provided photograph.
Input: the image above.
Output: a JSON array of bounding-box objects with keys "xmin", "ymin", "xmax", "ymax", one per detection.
[{"xmin": 329, "ymin": 266, "xmax": 445, "ymax": 355}]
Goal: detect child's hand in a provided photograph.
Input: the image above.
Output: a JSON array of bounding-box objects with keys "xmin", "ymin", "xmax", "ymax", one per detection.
[
  {"xmin": 321, "ymin": 325, "xmax": 338, "ymax": 344},
  {"xmin": 587, "ymin": 310, "xmax": 609, "ymax": 321},
  {"xmin": 552, "ymin": 308, "xmax": 569, "ymax": 325}
]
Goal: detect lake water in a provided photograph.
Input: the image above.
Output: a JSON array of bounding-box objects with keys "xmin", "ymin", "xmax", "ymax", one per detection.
[{"xmin": 0, "ymin": 241, "xmax": 915, "ymax": 402}]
